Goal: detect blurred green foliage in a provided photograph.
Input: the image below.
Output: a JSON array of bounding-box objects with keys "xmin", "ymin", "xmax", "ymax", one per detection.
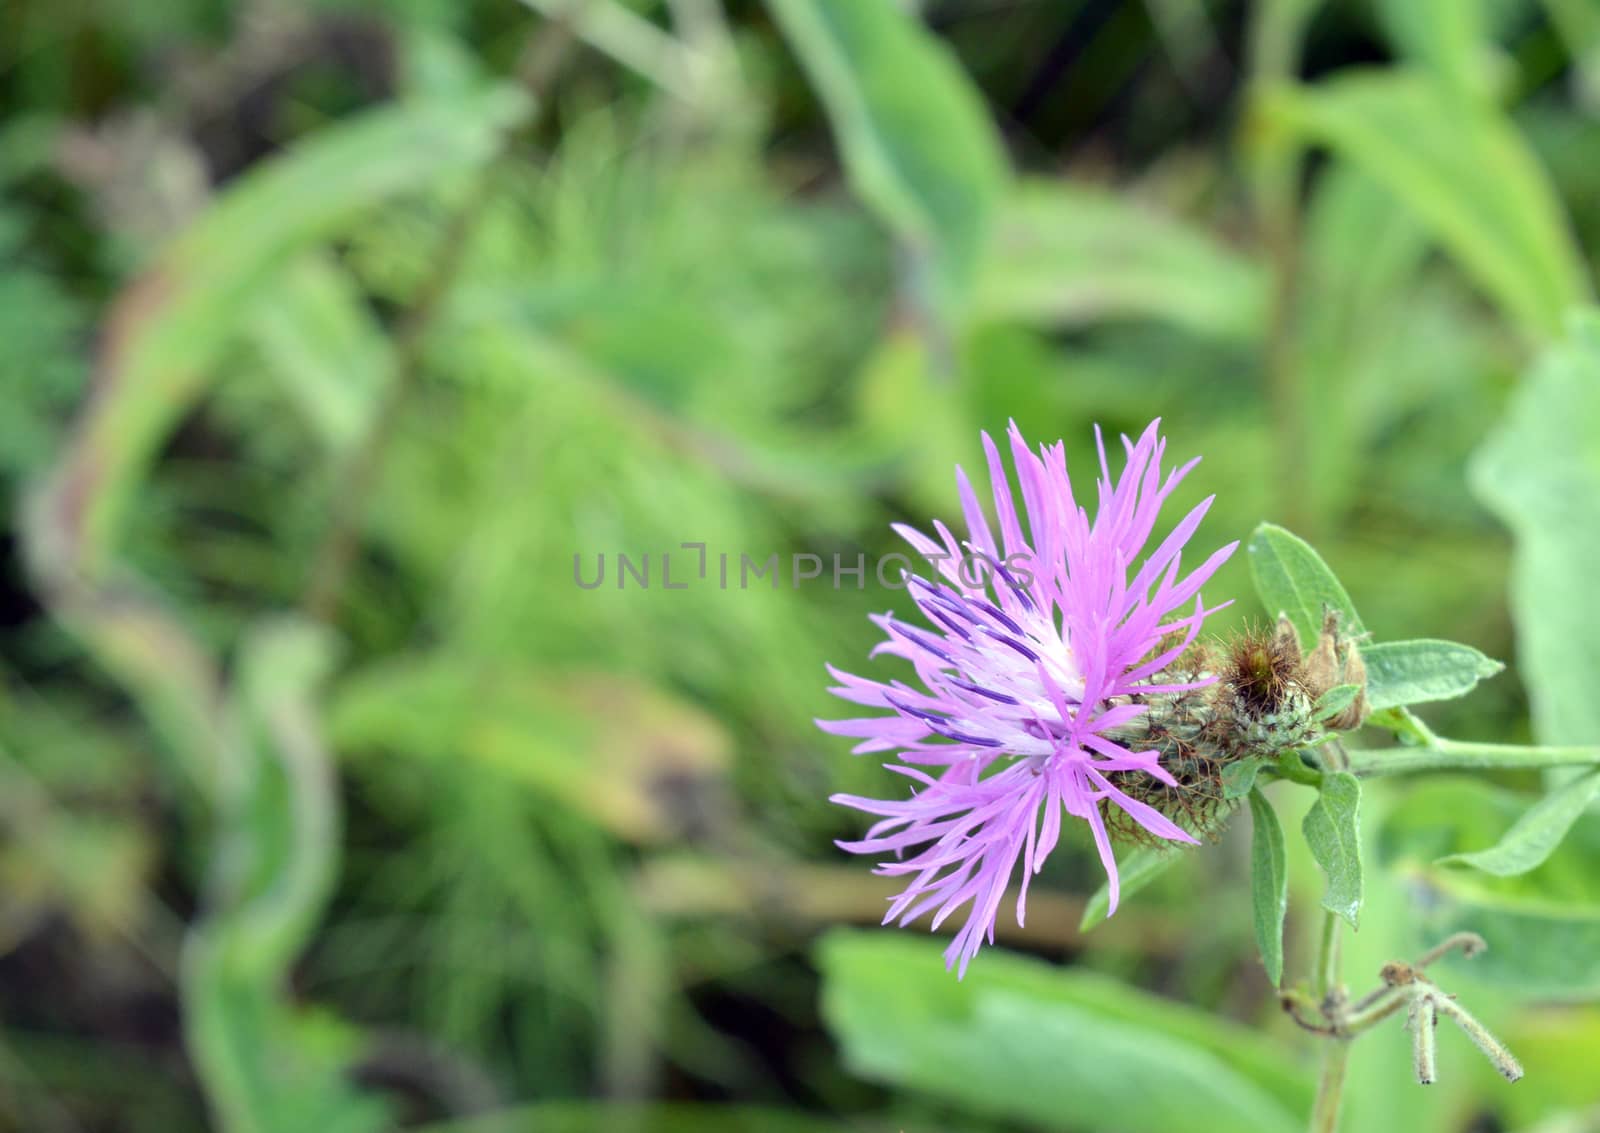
[{"xmin": 2, "ymin": 1, "xmax": 1600, "ymax": 1131}]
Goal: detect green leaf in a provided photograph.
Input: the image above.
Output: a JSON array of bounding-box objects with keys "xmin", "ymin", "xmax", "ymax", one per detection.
[
  {"xmin": 246, "ymin": 254, "xmax": 390, "ymax": 454},
  {"xmin": 1223, "ymin": 757, "xmax": 1264, "ymax": 800},
  {"xmin": 1079, "ymin": 843, "xmax": 1184, "ymax": 931},
  {"xmin": 1258, "ymin": 70, "xmax": 1589, "ymax": 340},
  {"xmin": 1372, "ymin": 0, "xmax": 1495, "ymax": 101},
  {"xmin": 1439, "ymin": 767, "xmax": 1600, "ymax": 877},
  {"xmin": 1312, "ymin": 682, "xmax": 1362, "ymax": 722},
  {"xmin": 765, "ymin": 0, "xmax": 1007, "ymax": 328},
  {"xmin": 1248, "ymin": 788, "xmax": 1288, "ymax": 986},
  {"xmin": 1302, "ymin": 771, "xmax": 1363, "ymax": 928},
  {"xmin": 1472, "ymin": 311, "xmax": 1600, "ymax": 744},
  {"xmin": 1362, "ymin": 638, "xmax": 1504, "ymax": 711},
  {"xmin": 1382, "ymin": 779, "xmax": 1600, "ymax": 996},
  {"xmin": 819, "ymin": 930, "xmax": 1312, "ymax": 1133},
  {"xmin": 1246, "ymin": 523, "xmax": 1364, "ymax": 652},
  {"xmin": 185, "ymin": 619, "xmax": 388, "ymax": 1133},
  {"xmin": 972, "ymin": 179, "xmax": 1265, "ymax": 341}
]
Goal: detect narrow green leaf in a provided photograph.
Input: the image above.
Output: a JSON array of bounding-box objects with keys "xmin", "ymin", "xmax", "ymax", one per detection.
[
  {"xmin": 185, "ymin": 619, "xmax": 388, "ymax": 1133},
  {"xmin": 1080, "ymin": 843, "xmax": 1183, "ymax": 931},
  {"xmin": 1258, "ymin": 71, "xmax": 1589, "ymax": 340},
  {"xmin": 1439, "ymin": 768, "xmax": 1600, "ymax": 877},
  {"xmin": 1248, "ymin": 788, "xmax": 1288, "ymax": 986},
  {"xmin": 1372, "ymin": 0, "xmax": 1495, "ymax": 101},
  {"xmin": 1383, "ymin": 780, "xmax": 1600, "ymax": 996},
  {"xmin": 1362, "ymin": 639, "xmax": 1504, "ymax": 711},
  {"xmin": 1302, "ymin": 772, "xmax": 1363, "ymax": 928},
  {"xmin": 246, "ymin": 254, "xmax": 390, "ymax": 453},
  {"xmin": 1223, "ymin": 757, "xmax": 1264, "ymax": 800},
  {"xmin": 1245, "ymin": 523, "xmax": 1364, "ymax": 652},
  {"xmin": 1313, "ymin": 682, "xmax": 1362, "ymax": 722},
  {"xmin": 1472, "ymin": 311, "xmax": 1600, "ymax": 744},
  {"xmin": 819, "ymin": 930, "xmax": 1312, "ymax": 1133},
  {"xmin": 765, "ymin": 0, "xmax": 1007, "ymax": 328}
]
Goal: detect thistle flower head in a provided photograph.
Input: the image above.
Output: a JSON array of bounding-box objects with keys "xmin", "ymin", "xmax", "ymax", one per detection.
[{"xmin": 820, "ymin": 421, "xmax": 1237, "ymax": 975}]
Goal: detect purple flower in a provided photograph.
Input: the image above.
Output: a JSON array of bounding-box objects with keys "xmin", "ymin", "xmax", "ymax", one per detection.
[{"xmin": 820, "ymin": 421, "xmax": 1236, "ymax": 975}]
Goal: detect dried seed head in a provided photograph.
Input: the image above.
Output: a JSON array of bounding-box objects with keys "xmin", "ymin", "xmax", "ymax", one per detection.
[{"xmin": 1303, "ymin": 610, "xmax": 1370, "ymax": 731}]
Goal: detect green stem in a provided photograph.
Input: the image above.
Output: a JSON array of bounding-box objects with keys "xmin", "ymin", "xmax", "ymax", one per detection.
[
  {"xmin": 1309, "ymin": 1042, "xmax": 1350, "ymax": 1133},
  {"xmin": 1340, "ymin": 988, "xmax": 1408, "ymax": 1036},
  {"xmin": 1308, "ymin": 909, "xmax": 1346, "ymax": 1133},
  {"xmin": 1272, "ymin": 749, "xmax": 1324, "ymax": 786},
  {"xmin": 1313, "ymin": 908, "xmax": 1341, "ymax": 1001},
  {"xmin": 1344, "ymin": 741, "xmax": 1600, "ymax": 777}
]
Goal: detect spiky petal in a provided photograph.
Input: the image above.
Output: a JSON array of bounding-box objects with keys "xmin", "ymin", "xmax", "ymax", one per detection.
[{"xmin": 821, "ymin": 421, "xmax": 1236, "ymax": 975}]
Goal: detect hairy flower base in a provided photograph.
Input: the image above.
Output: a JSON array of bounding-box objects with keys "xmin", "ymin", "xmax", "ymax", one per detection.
[{"xmin": 1103, "ymin": 624, "xmax": 1372, "ymax": 841}]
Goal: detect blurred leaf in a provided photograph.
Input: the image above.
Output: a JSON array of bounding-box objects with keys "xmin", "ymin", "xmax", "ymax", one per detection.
[
  {"xmin": 1497, "ymin": 1010, "xmax": 1600, "ymax": 1126},
  {"xmin": 854, "ymin": 322, "xmax": 972, "ymax": 508},
  {"xmin": 1246, "ymin": 523, "xmax": 1364, "ymax": 651},
  {"xmin": 1382, "ymin": 775, "xmax": 1600, "ymax": 899},
  {"xmin": 513, "ymin": 0, "xmax": 695, "ymax": 97},
  {"xmin": 1412, "ymin": 870, "xmax": 1600, "ymax": 997},
  {"xmin": 1381, "ymin": 778, "xmax": 1600, "ymax": 995},
  {"xmin": 1542, "ymin": 0, "xmax": 1600, "ymax": 114},
  {"xmin": 19, "ymin": 87, "xmax": 528, "ymax": 799},
  {"xmin": 331, "ymin": 657, "xmax": 731, "ymax": 843},
  {"xmin": 1248, "ymin": 787, "xmax": 1288, "ymax": 986},
  {"xmin": 819, "ymin": 930, "xmax": 1311, "ymax": 1133},
  {"xmin": 0, "ymin": 745, "xmax": 155, "ymax": 944},
  {"xmin": 1472, "ymin": 310, "xmax": 1600, "ymax": 743},
  {"xmin": 766, "ymin": 0, "xmax": 1007, "ymax": 328},
  {"xmin": 1260, "ymin": 70, "xmax": 1589, "ymax": 339},
  {"xmin": 31, "ymin": 84, "xmax": 528, "ymax": 578},
  {"xmin": 1379, "ymin": 777, "xmax": 1522, "ymax": 867},
  {"xmin": 185, "ymin": 619, "xmax": 387, "ymax": 1133},
  {"xmin": 1440, "ymin": 768, "xmax": 1600, "ymax": 877},
  {"xmin": 245, "ymin": 253, "xmax": 390, "ymax": 453},
  {"xmin": 1362, "ymin": 639, "xmax": 1505, "ymax": 712},
  {"xmin": 0, "ymin": 210, "xmax": 88, "ymax": 481},
  {"xmin": 417, "ymin": 1103, "xmax": 854, "ymax": 1132},
  {"xmin": 972, "ymin": 179, "xmax": 1265, "ymax": 340},
  {"xmin": 1303, "ymin": 771, "xmax": 1362, "ymax": 928},
  {"xmin": 1292, "ymin": 165, "xmax": 1435, "ymax": 522},
  {"xmin": 1372, "ymin": 0, "xmax": 1496, "ymax": 100},
  {"xmin": 1079, "ymin": 842, "xmax": 1184, "ymax": 931}
]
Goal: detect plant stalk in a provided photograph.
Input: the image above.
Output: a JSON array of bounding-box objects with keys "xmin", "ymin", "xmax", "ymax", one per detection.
[
  {"xmin": 1344, "ymin": 740, "xmax": 1600, "ymax": 777},
  {"xmin": 1308, "ymin": 908, "xmax": 1347, "ymax": 1133}
]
